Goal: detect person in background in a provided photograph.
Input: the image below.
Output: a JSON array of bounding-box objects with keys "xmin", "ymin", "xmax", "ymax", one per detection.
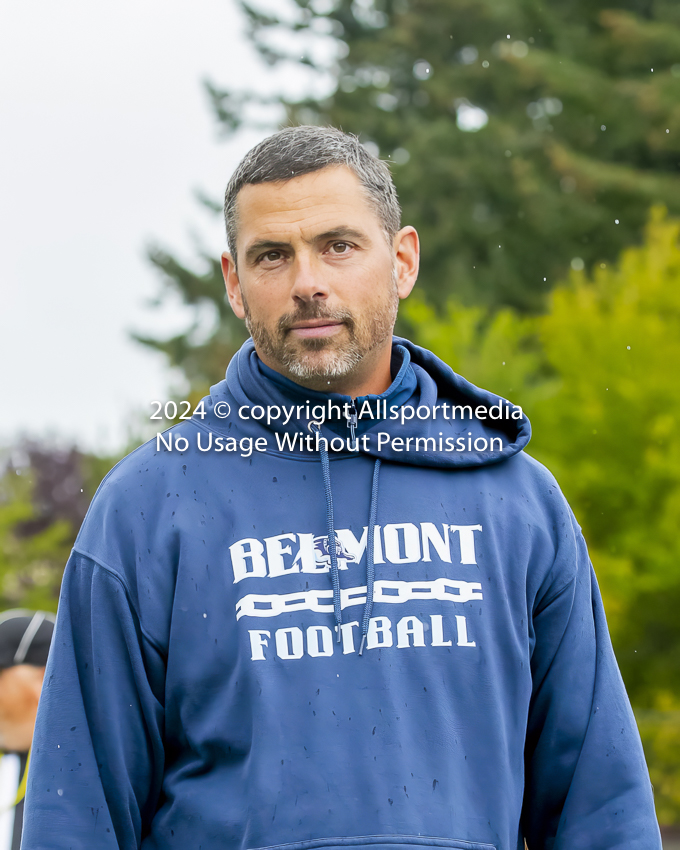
[{"xmin": 0, "ymin": 610, "xmax": 54, "ymax": 850}]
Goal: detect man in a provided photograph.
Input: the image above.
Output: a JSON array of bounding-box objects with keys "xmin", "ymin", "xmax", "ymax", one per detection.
[
  {"xmin": 0, "ymin": 609, "xmax": 54, "ymax": 850},
  {"xmin": 24, "ymin": 126, "xmax": 661, "ymax": 849}
]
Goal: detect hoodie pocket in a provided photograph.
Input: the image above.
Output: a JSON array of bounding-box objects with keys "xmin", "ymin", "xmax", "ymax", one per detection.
[{"xmin": 253, "ymin": 835, "xmax": 496, "ymax": 850}]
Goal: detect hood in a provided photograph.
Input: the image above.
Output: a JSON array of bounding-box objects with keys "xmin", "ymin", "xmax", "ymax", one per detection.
[{"xmin": 199, "ymin": 337, "xmax": 531, "ymax": 469}]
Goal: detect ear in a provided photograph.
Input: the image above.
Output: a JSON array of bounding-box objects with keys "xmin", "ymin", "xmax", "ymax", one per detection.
[
  {"xmin": 393, "ymin": 226, "xmax": 420, "ymax": 300},
  {"xmin": 221, "ymin": 252, "xmax": 246, "ymax": 320}
]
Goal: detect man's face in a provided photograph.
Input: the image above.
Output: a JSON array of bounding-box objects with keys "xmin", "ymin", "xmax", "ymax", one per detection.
[{"xmin": 222, "ymin": 166, "xmax": 418, "ymax": 395}]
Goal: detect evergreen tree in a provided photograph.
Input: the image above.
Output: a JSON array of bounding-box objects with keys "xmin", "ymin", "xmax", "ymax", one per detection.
[{"xmin": 141, "ymin": 0, "xmax": 680, "ymax": 392}]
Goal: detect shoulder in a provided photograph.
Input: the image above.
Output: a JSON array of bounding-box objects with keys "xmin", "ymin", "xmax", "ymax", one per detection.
[
  {"xmin": 73, "ymin": 421, "xmax": 202, "ymax": 579},
  {"xmin": 478, "ymin": 450, "xmax": 586, "ymax": 601},
  {"xmin": 70, "ymin": 423, "xmax": 211, "ymax": 646},
  {"xmin": 84, "ymin": 427, "xmax": 183, "ymax": 515},
  {"xmin": 488, "ymin": 449, "xmax": 576, "ymax": 521}
]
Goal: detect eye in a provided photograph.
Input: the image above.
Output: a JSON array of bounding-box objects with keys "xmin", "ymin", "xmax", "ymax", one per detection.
[
  {"xmin": 329, "ymin": 241, "xmax": 351, "ymax": 254},
  {"xmin": 258, "ymin": 250, "xmax": 284, "ymax": 264}
]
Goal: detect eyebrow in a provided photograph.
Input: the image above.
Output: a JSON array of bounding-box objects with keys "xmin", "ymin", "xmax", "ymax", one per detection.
[{"xmin": 244, "ymin": 227, "xmax": 369, "ymax": 265}]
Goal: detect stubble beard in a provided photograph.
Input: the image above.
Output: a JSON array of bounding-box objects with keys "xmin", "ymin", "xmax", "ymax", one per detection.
[{"xmin": 243, "ymin": 268, "xmax": 399, "ymax": 385}]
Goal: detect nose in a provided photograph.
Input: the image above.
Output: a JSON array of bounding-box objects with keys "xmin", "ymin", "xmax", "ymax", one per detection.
[{"xmin": 289, "ymin": 252, "xmax": 330, "ymax": 304}]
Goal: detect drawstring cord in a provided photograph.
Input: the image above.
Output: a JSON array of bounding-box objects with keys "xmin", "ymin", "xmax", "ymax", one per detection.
[
  {"xmin": 310, "ymin": 421, "xmax": 381, "ymax": 654},
  {"xmin": 311, "ymin": 422, "xmax": 343, "ymax": 642},
  {"xmin": 359, "ymin": 459, "xmax": 381, "ymax": 656}
]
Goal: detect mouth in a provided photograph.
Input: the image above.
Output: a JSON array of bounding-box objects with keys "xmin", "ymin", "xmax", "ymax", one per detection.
[{"xmin": 287, "ymin": 320, "xmax": 345, "ymax": 339}]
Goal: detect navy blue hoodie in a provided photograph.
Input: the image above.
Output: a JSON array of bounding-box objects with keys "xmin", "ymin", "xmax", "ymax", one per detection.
[{"xmin": 23, "ymin": 339, "xmax": 660, "ymax": 850}]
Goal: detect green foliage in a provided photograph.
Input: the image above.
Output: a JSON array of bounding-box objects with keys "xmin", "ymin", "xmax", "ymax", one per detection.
[
  {"xmin": 0, "ymin": 468, "xmax": 69, "ymax": 612},
  {"xmin": 402, "ymin": 206, "xmax": 680, "ymax": 820},
  {"xmin": 0, "ymin": 444, "xmax": 118, "ymax": 613},
  {"xmin": 638, "ymin": 704, "xmax": 680, "ymax": 826},
  {"xmin": 533, "ymin": 207, "xmax": 680, "ymax": 692}
]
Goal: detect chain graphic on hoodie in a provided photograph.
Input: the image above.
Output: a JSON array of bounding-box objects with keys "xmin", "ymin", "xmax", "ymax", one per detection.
[{"xmin": 236, "ymin": 577, "xmax": 483, "ymax": 619}]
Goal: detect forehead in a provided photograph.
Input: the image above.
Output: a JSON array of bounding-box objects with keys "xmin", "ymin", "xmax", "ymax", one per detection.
[{"xmin": 235, "ymin": 166, "xmax": 381, "ymax": 246}]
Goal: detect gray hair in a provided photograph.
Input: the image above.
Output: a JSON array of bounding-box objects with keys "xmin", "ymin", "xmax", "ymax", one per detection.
[{"xmin": 224, "ymin": 125, "xmax": 401, "ymax": 266}]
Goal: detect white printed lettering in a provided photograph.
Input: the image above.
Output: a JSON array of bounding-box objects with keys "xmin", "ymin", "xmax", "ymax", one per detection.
[
  {"xmin": 296, "ymin": 533, "xmax": 319, "ymax": 572},
  {"xmin": 455, "ymin": 615, "xmax": 476, "ymax": 647},
  {"xmin": 383, "ymin": 523, "xmax": 421, "ymax": 564},
  {"xmin": 450, "ymin": 524, "xmax": 483, "ymax": 564},
  {"xmin": 430, "ymin": 614, "xmax": 452, "ymax": 646},
  {"xmin": 366, "ymin": 616, "xmax": 393, "ymax": 650},
  {"xmin": 265, "ymin": 533, "xmax": 298, "ymax": 578},
  {"xmin": 336, "ymin": 527, "xmax": 368, "ymax": 565},
  {"xmin": 275, "ymin": 627, "xmax": 304, "ymax": 659},
  {"xmin": 230, "ymin": 538, "xmax": 268, "ymax": 583},
  {"xmin": 420, "ymin": 523, "xmax": 451, "ymax": 563},
  {"xmin": 248, "ymin": 630, "xmax": 270, "ymax": 660},
  {"xmin": 307, "ymin": 625, "xmax": 334, "ymax": 657},
  {"xmin": 339, "ymin": 621, "xmax": 360, "ymax": 654},
  {"xmin": 397, "ymin": 616, "xmax": 426, "ymax": 648}
]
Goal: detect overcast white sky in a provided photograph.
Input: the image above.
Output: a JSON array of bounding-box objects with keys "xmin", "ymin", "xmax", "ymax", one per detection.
[{"xmin": 0, "ymin": 0, "xmax": 330, "ymax": 454}]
